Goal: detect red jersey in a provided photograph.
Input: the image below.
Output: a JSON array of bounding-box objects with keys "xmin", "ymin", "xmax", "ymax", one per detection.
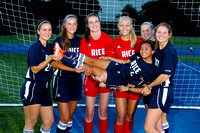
[
  {"xmin": 113, "ymin": 36, "xmax": 143, "ymax": 60},
  {"xmin": 80, "ymin": 31, "xmax": 115, "ymax": 58}
]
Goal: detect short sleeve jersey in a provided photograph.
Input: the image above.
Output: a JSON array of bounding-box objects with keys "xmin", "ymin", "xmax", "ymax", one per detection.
[
  {"xmin": 121, "ymin": 53, "xmax": 154, "ymax": 85},
  {"xmin": 113, "ymin": 36, "xmax": 143, "ymax": 60},
  {"xmin": 153, "ymin": 41, "xmax": 178, "ymax": 88},
  {"xmin": 25, "ymin": 40, "xmax": 53, "ymax": 82},
  {"xmin": 80, "ymin": 31, "xmax": 115, "ymax": 58},
  {"xmin": 53, "ymin": 35, "xmax": 81, "ymax": 77}
]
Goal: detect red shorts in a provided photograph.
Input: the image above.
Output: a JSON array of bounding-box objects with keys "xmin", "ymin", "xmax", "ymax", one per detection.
[
  {"xmin": 113, "ymin": 90, "xmax": 142, "ymax": 100},
  {"xmin": 83, "ymin": 76, "xmax": 111, "ymax": 97}
]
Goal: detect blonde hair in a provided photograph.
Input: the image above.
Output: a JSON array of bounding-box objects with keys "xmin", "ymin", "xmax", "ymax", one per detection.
[{"xmin": 118, "ymin": 16, "xmax": 137, "ymax": 48}]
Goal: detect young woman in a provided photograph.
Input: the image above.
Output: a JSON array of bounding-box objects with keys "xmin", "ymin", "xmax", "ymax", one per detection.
[
  {"xmin": 142, "ymin": 22, "xmax": 178, "ymax": 133},
  {"xmin": 20, "ymin": 20, "xmax": 61, "ymax": 133},
  {"xmin": 79, "ymin": 13, "xmax": 115, "ymax": 133},
  {"xmin": 112, "ymin": 16, "xmax": 143, "ymax": 133},
  {"xmin": 51, "ymin": 14, "xmax": 83, "ymax": 133},
  {"xmin": 140, "ymin": 22, "xmax": 155, "ymax": 42}
]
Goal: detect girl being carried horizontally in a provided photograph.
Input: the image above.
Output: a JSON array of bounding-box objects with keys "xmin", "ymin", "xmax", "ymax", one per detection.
[{"xmin": 53, "ymin": 40, "xmax": 156, "ymax": 95}]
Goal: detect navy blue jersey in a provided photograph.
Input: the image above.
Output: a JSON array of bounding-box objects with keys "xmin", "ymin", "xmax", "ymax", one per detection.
[
  {"xmin": 106, "ymin": 53, "xmax": 154, "ymax": 87},
  {"xmin": 153, "ymin": 41, "xmax": 178, "ymax": 88},
  {"xmin": 122, "ymin": 53, "xmax": 154, "ymax": 85},
  {"xmin": 25, "ymin": 40, "xmax": 53, "ymax": 82},
  {"xmin": 53, "ymin": 35, "xmax": 81, "ymax": 77}
]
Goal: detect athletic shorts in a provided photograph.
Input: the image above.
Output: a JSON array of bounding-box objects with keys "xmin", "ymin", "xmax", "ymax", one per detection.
[
  {"xmin": 83, "ymin": 76, "xmax": 110, "ymax": 97},
  {"xmin": 53, "ymin": 75, "xmax": 82, "ymax": 102},
  {"xmin": 147, "ymin": 86, "xmax": 174, "ymax": 113},
  {"xmin": 114, "ymin": 90, "xmax": 142, "ymax": 100},
  {"xmin": 105, "ymin": 61, "xmax": 127, "ymax": 87},
  {"xmin": 20, "ymin": 80, "xmax": 52, "ymax": 106}
]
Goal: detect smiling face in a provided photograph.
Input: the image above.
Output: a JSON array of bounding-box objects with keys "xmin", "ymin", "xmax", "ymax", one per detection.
[
  {"xmin": 141, "ymin": 24, "xmax": 154, "ymax": 41},
  {"xmin": 118, "ymin": 19, "xmax": 132, "ymax": 36},
  {"xmin": 87, "ymin": 16, "xmax": 101, "ymax": 32},
  {"xmin": 140, "ymin": 42, "xmax": 154, "ymax": 62},
  {"xmin": 37, "ymin": 23, "xmax": 52, "ymax": 42},
  {"xmin": 156, "ymin": 25, "xmax": 171, "ymax": 45},
  {"xmin": 64, "ymin": 17, "xmax": 77, "ymax": 35}
]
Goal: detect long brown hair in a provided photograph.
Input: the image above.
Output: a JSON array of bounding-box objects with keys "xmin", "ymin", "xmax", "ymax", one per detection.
[
  {"xmin": 118, "ymin": 16, "xmax": 137, "ymax": 48},
  {"xmin": 84, "ymin": 13, "xmax": 100, "ymax": 43},
  {"xmin": 154, "ymin": 22, "xmax": 173, "ymax": 50},
  {"xmin": 60, "ymin": 14, "xmax": 78, "ymax": 51}
]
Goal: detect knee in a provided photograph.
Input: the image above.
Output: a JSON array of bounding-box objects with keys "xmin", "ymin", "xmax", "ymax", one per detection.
[
  {"xmin": 43, "ymin": 117, "xmax": 54, "ymax": 129},
  {"xmin": 116, "ymin": 114, "xmax": 126, "ymax": 124},
  {"xmin": 85, "ymin": 109, "xmax": 94, "ymax": 120},
  {"xmin": 98, "ymin": 109, "xmax": 107, "ymax": 119},
  {"xmin": 126, "ymin": 112, "xmax": 134, "ymax": 121},
  {"xmin": 25, "ymin": 118, "xmax": 38, "ymax": 129}
]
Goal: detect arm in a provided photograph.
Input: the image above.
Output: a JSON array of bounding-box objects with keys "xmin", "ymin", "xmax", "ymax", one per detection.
[
  {"xmin": 116, "ymin": 85, "xmax": 143, "ymax": 94},
  {"xmin": 101, "ymin": 56, "xmax": 131, "ymax": 64},
  {"xmin": 51, "ymin": 61, "xmax": 83, "ymax": 73},
  {"xmin": 142, "ymin": 74, "xmax": 169, "ymax": 95},
  {"xmin": 31, "ymin": 54, "xmax": 61, "ymax": 74}
]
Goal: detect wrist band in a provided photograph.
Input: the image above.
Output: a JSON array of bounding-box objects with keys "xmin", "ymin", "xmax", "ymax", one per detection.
[
  {"xmin": 147, "ymin": 85, "xmax": 152, "ymax": 90},
  {"xmin": 128, "ymin": 86, "xmax": 131, "ymax": 92}
]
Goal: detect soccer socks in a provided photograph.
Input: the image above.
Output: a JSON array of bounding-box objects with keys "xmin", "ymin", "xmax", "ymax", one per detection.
[
  {"xmin": 84, "ymin": 120, "xmax": 93, "ymax": 133},
  {"xmin": 114, "ymin": 122, "xmax": 125, "ymax": 133},
  {"xmin": 162, "ymin": 123, "xmax": 169, "ymax": 133},
  {"xmin": 99, "ymin": 119, "xmax": 108, "ymax": 133},
  {"xmin": 63, "ymin": 51, "xmax": 85, "ymax": 63},
  {"xmin": 39, "ymin": 127, "xmax": 50, "ymax": 133},
  {"xmin": 61, "ymin": 57, "xmax": 82, "ymax": 68},
  {"xmin": 23, "ymin": 129, "xmax": 34, "ymax": 133},
  {"xmin": 66, "ymin": 121, "xmax": 73, "ymax": 133},
  {"xmin": 57, "ymin": 120, "xmax": 68, "ymax": 133},
  {"xmin": 124, "ymin": 120, "xmax": 133, "ymax": 133}
]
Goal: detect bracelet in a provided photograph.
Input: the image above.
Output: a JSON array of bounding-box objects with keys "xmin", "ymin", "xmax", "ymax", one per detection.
[
  {"xmin": 128, "ymin": 86, "xmax": 131, "ymax": 92},
  {"xmin": 147, "ymin": 85, "xmax": 152, "ymax": 90}
]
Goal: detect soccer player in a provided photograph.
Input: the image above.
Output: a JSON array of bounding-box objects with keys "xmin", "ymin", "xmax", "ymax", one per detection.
[
  {"xmin": 20, "ymin": 20, "xmax": 62, "ymax": 133},
  {"xmin": 51, "ymin": 14, "xmax": 83, "ymax": 133},
  {"xmin": 112, "ymin": 16, "xmax": 143, "ymax": 133},
  {"xmin": 142, "ymin": 22, "xmax": 178, "ymax": 133},
  {"xmin": 79, "ymin": 13, "xmax": 115, "ymax": 133}
]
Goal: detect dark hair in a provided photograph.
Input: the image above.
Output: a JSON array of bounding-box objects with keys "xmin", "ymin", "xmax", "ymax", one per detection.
[
  {"xmin": 60, "ymin": 14, "xmax": 78, "ymax": 50},
  {"xmin": 84, "ymin": 13, "xmax": 100, "ymax": 43},
  {"xmin": 35, "ymin": 19, "xmax": 51, "ymax": 40},
  {"xmin": 141, "ymin": 40, "xmax": 155, "ymax": 50}
]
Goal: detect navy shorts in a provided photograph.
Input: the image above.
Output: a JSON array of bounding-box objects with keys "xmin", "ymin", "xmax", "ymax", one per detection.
[
  {"xmin": 53, "ymin": 75, "xmax": 82, "ymax": 102},
  {"xmin": 147, "ymin": 86, "xmax": 174, "ymax": 113},
  {"xmin": 105, "ymin": 61, "xmax": 127, "ymax": 88},
  {"xmin": 20, "ymin": 80, "xmax": 52, "ymax": 106}
]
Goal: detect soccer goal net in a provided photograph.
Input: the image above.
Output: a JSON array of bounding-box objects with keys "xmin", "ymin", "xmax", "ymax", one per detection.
[{"xmin": 0, "ymin": 0, "xmax": 199, "ymax": 109}]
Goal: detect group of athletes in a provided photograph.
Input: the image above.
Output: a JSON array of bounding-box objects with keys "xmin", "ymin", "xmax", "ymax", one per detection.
[{"xmin": 20, "ymin": 13, "xmax": 178, "ymax": 133}]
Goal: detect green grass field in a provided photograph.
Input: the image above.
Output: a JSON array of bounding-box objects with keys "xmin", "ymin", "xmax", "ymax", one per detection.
[{"xmin": 0, "ymin": 107, "xmax": 42, "ymax": 132}]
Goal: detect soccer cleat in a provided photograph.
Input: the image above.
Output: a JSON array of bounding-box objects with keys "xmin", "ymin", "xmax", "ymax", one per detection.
[{"xmin": 53, "ymin": 42, "xmax": 65, "ymax": 57}]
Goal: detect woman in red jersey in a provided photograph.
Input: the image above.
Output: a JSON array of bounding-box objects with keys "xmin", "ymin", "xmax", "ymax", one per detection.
[
  {"xmin": 79, "ymin": 13, "xmax": 115, "ymax": 133},
  {"xmin": 110, "ymin": 16, "xmax": 143, "ymax": 133}
]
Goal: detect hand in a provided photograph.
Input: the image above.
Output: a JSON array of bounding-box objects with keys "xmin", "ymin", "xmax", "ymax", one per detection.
[
  {"xmin": 51, "ymin": 53, "xmax": 62, "ymax": 61},
  {"xmin": 74, "ymin": 65, "xmax": 84, "ymax": 73},
  {"xmin": 116, "ymin": 85, "xmax": 129, "ymax": 92},
  {"xmin": 142, "ymin": 86, "xmax": 151, "ymax": 96},
  {"xmin": 83, "ymin": 67, "xmax": 92, "ymax": 76}
]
